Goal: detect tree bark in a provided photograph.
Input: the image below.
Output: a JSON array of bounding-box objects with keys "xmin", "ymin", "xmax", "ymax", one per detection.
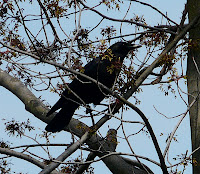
[
  {"xmin": 187, "ymin": 0, "xmax": 200, "ymax": 173},
  {"xmin": 0, "ymin": 68, "xmax": 149, "ymax": 174}
]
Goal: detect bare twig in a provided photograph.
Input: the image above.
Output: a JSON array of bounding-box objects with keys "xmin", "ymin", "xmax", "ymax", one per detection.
[
  {"xmin": 78, "ymin": 0, "xmax": 176, "ymax": 34},
  {"xmin": 39, "ymin": 132, "xmax": 90, "ymax": 174},
  {"xmin": 37, "ymin": 0, "xmax": 59, "ymax": 40},
  {"xmin": 130, "ymin": 0, "xmax": 179, "ymax": 26},
  {"xmin": 163, "ymin": 93, "xmax": 199, "ymax": 157}
]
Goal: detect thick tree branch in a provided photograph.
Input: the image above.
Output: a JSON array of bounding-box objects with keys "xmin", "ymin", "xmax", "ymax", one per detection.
[
  {"xmin": 0, "ymin": 147, "xmax": 45, "ymax": 169},
  {"xmin": 0, "ymin": 68, "xmax": 149, "ymax": 174},
  {"xmin": 126, "ymin": 12, "xmax": 200, "ymax": 96},
  {"xmin": 0, "ymin": 147, "xmax": 59, "ymax": 174},
  {"xmin": 1, "ymin": 14, "xmax": 199, "ymax": 172},
  {"xmin": 39, "ymin": 132, "xmax": 90, "ymax": 174},
  {"xmin": 74, "ymin": 152, "xmax": 96, "ymax": 174},
  {"xmin": 0, "ymin": 42, "xmax": 167, "ymax": 173}
]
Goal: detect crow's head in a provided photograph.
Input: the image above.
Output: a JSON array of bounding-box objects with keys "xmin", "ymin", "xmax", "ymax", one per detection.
[{"xmin": 109, "ymin": 42, "xmax": 141, "ymax": 60}]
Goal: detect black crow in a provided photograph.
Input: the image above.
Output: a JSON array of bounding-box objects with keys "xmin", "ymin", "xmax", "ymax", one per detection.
[{"xmin": 45, "ymin": 42, "xmax": 141, "ymax": 132}]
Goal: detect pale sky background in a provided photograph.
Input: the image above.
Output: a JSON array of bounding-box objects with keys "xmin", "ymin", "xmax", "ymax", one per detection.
[{"xmin": 0, "ymin": 0, "xmax": 190, "ymax": 173}]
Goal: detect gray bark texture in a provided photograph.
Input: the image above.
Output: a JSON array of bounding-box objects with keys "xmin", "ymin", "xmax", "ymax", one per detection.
[
  {"xmin": 0, "ymin": 68, "xmax": 150, "ymax": 174},
  {"xmin": 187, "ymin": 0, "xmax": 200, "ymax": 173}
]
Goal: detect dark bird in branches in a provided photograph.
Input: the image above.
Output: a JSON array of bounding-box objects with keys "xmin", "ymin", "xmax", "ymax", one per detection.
[{"xmin": 45, "ymin": 42, "xmax": 141, "ymax": 132}]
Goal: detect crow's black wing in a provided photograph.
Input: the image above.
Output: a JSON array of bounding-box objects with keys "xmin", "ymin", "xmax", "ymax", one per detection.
[
  {"xmin": 45, "ymin": 42, "xmax": 139, "ymax": 132},
  {"xmin": 46, "ymin": 57, "xmax": 101, "ymax": 117}
]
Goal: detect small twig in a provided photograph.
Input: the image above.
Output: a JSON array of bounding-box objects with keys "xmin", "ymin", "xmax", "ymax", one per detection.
[
  {"xmin": 48, "ymin": 151, "xmax": 160, "ymax": 167},
  {"xmin": 39, "ymin": 132, "xmax": 90, "ymax": 174},
  {"xmin": 10, "ymin": 143, "xmax": 70, "ymax": 149},
  {"xmin": 163, "ymin": 93, "xmax": 199, "ymax": 157},
  {"xmin": 37, "ymin": 0, "xmax": 60, "ymax": 40},
  {"xmin": 74, "ymin": 152, "xmax": 96, "ymax": 174},
  {"xmin": 67, "ymin": 1, "xmax": 83, "ymax": 67},
  {"xmin": 130, "ymin": 0, "xmax": 179, "ymax": 26},
  {"xmin": 121, "ymin": 108, "xmax": 150, "ymax": 173},
  {"xmin": 78, "ymin": 0, "xmax": 176, "ymax": 34}
]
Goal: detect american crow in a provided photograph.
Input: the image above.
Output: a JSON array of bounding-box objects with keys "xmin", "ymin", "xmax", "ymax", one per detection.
[{"xmin": 45, "ymin": 42, "xmax": 141, "ymax": 132}]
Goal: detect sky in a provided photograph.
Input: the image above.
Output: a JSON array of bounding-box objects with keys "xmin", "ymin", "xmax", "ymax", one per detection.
[{"xmin": 0, "ymin": 0, "xmax": 190, "ymax": 173}]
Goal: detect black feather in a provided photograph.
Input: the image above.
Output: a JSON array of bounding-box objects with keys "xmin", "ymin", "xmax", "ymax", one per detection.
[{"xmin": 45, "ymin": 42, "xmax": 141, "ymax": 132}]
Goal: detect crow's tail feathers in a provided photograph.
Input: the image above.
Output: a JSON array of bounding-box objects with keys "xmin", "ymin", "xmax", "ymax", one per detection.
[
  {"xmin": 45, "ymin": 107, "xmax": 75, "ymax": 133},
  {"xmin": 46, "ymin": 98, "xmax": 65, "ymax": 117}
]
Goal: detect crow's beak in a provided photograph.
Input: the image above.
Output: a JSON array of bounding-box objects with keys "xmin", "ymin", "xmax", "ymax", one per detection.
[{"xmin": 129, "ymin": 44, "xmax": 142, "ymax": 49}]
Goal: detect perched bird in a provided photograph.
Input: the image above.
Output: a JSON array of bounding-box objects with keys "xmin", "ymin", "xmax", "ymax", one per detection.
[
  {"xmin": 105, "ymin": 129, "xmax": 118, "ymax": 152},
  {"xmin": 45, "ymin": 42, "xmax": 141, "ymax": 132}
]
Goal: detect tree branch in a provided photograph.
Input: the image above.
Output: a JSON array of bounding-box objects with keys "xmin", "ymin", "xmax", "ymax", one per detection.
[
  {"xmin": 37, "ymin": 0, "xmax": 60, "ymax": 40},
  {"xmin": 74, "ymin": 152, "xmax": 96, "ymax": 174},
  {"xmin": 0, "ymin": 147, "xmax": 60, "ymax": 174},
  {"xmin": 1, "ymin": 13, "xmax": 199, "ymax": 172},
  {"xmin": 0, "ymin": 147, "xmax": 45, "ymax": 169},
  {"xmin": 0, "ymin": 68, "xmax": 149, "ymax": 174},
  {"xmin": 126, "ymin": 11, "xmax": 200, "ymax": 97},
  {"xmin": 130, "ymin": 0, "xmax": 178, "ymax": 26},
  {"xmin": 78, "ymin": 0, "xmax": 176, "ymax": 34},
  {"xmin": 39, "ymin": 132, "xmax": 90, "ymax": 174}
]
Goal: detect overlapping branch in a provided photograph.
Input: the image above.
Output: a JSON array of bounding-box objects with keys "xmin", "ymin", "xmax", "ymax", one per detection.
[
  {"xmin": 0, "ymin": 1, "xmax": 199, "ymax": 173},
  {"xmin": 1, "ymin": 12, "xmax": 199, "ymax": 172}
]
